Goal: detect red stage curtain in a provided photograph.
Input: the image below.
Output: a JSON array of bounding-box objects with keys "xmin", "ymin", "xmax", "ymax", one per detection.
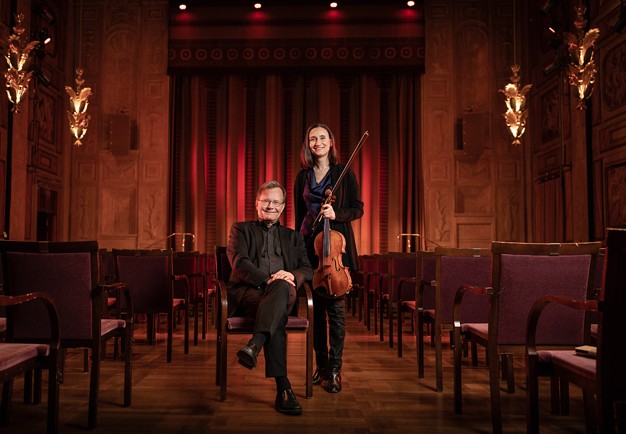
[{"xmin": 169, "ymin": 73, "xmax": 424, "ymax": 256}]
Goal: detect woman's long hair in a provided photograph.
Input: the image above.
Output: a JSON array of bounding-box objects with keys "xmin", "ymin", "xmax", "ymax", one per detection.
[{"xmin": 300, "ymin": 123, "xmax": 341, "ymax": 169}]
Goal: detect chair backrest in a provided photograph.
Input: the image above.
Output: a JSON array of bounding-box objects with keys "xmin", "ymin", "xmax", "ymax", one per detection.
[
  {"xmin": 374, "ymin": 254, "xmax": 389, "ymax": 294},
  {"xmin": 0, "ymin": 240, "xmax": 100, "ymax": 343},
  {"xmin": 594, "ymin": 247, "xmax": 606, "ymax": 293},
  {"xmin": 435, "ymin": 247, "xmax": 491, "ymax": 324},
  {"xmin": 387, "ymin": 252, "xmax": 417, "ymax": 301},
  {"xmin": 358, "ymin": 255, "xmax": 376, "ymax": 288},
  {"xmin": 205, "ymin": 252, "xmax": 217, "ymax": 289},
  {"xmin": 418, "ymin": 251, "xmax": 436, "ymax": 309},
  {"xmin": 598, "ymin": 228, "xmax": 626, "ymax": 417},
  {"xmin": 173, "ymin": 250, "xmax": 201, "ymax": 299},
  {"xmin": 491, "ymin": 241, "xmax": 600, "ymax": 346},
  {"xmin": 214, "ymin": 246, "xmax": 231, "ymax": 282},
  {"xmin": 197, "ymin": 251, "xmax": 216, "ymax": 294},
  {"xmin": 173, "ymin": 251, "xmax": 199, "ymax": 274},
  {"xmin": 113, "ymin": 249, "xmax": 174, "ymax": 313},
  {"xmin": 98, "ymin": 248, "xmax": 116, "ymax": 284},
  {"xmin": 359, "ymin": 255, "xmax": 376, "ymax": 273}
]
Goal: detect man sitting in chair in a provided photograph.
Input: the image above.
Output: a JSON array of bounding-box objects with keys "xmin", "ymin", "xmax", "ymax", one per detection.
[{"xmin": 227, "ymin": 180, "xmax": 313, "ymax": 415}]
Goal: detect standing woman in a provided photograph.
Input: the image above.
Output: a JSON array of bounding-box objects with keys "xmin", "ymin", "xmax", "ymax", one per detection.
[{"xmin": 294, "ymin": 123, "xmax": 364, "ymax": 393}]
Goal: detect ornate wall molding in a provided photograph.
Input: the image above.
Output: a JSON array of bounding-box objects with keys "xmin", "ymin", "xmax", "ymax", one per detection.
[{"xmin": 168, "ymin": 37, "xmax": 424, "ymax": 73}]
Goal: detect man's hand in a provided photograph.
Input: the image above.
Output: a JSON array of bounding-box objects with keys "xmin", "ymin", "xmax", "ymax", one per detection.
[{"xmin": 268, "ymin": 270, "xmax": 295, "ymax": 286}]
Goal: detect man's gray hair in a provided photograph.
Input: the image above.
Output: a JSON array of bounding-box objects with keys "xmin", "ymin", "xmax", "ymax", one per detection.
[{"xmin": 256, "ymin": 180, "xmax": 287, "ymax": 202}]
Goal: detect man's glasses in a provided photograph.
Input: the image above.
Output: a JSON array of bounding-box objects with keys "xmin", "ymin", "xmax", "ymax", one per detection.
[{"xmin": 258, "ymin": 199, "xmax": 284, "ymax": 207}]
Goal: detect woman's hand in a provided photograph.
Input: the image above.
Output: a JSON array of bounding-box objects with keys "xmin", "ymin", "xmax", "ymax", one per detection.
[{"xmin": 321, "ymin": 203, "xmax": 336, "ymax": 220}]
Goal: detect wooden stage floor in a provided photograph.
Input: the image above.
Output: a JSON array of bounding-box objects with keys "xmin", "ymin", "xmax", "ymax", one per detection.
[{"xmin": 6, "ymin": 309, "xmax": 588, "ymax": 433}]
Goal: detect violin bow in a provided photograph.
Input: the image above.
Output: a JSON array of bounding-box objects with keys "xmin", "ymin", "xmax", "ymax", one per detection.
[{"xmin": 311, "ymin": 130, "xmax": 369, "ymax": 233}]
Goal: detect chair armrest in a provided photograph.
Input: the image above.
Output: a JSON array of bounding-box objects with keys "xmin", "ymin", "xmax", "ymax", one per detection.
[
  {"xmin": 95, "ymin": 282, "xmax": 134, "ymax": 322},
  {"xmin": 378, "ymin": 273, "xmax": 389, "ymax": 295},
  {"xmin": 0, "ymin": 292, "xmax": 61, "ymax": 349},
  {"xmin": 350, "ymin": 270, "xmax": 367, "ymax": 291},
  {"xmin": 452, "ymin": 284, "xmax": 492, "ymax": 327},
  {"xmin": 217, "ymin": 280, "xmax": 228, "ymax": 331},
  {"xmin": 416, "ymin": 278, "xmax": 433, "ymax": 310},
  {"xmin": 397, "ymin": 277, "xmax": 417, "ymax": 303},
  {"xmin": 301, "ymin": 281, "xmax": 314, "ymax": 322},
  {"xmin": 526, "ymin": 295, "xmax": 598, "ymax": 355},
  {"xmin": 172, "ymin": 274, "xmax": 191, "ymax": 304}
]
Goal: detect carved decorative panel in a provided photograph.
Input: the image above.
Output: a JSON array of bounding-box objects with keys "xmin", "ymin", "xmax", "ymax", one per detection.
[
  {"xmin": 140, "ymin": 187, "xmax": 165, "ymax": 245},
  {"xmin": 424, "ymin": 109, "xmax": 451, "ymax": 155},
  {"xmin": 599, "ymin": 122, "xmax": 626, "ymax": 154},
  {"xmin": 428, "ymin": 4, "xmax": 451, "ymax": 19},
  {"xmin": 83, "ymin": 5, "xmax": 102, "ymax": 75},
  {"xmin": 428, "ymin": 159, "xmax": 452, "ymax": 183},
  {"xmin": 426, "ymin": 187, "xmax": 452, "ymax": 243},
  {"xmin": 100, "ymin": 186, "xmax": 137, "ymax": 236},
  {"xmin": 534, "ymin": 147, "xmax": 561, "ymax": 179},
  {"xmin": 456, "ymin": 217, "xmax": 493, "ymax": 249},
  {"xmin": 33, "ymin": 86, "xmax": 60, "ymax": 152},
  {"xmin": 539, "ymin": 84, "xmax": 560, "ymax": 146},
  {"xmin": 427, "ymin": 26, "xmax": 451, "ymax": 74},
  {"xmin": 34, "ymin": 148, "xmax": 59, "ymax": 175},
  {"xmin": 101, "ymin": 156, "xmax": 137, "ymax": 181},
  {"xmin": 145, "ymin": 79, "xmax": 167, "ymax": 99},
  {"xmin": 427, "ymin": 78, "xmax": 450, "ymax": 98},
  {"xmin": 75, "ymin": 186, "xmax": 97, "ymax": 240},
  {"xmin": 456, "ymin": 157, "xmax": 491, "ymax": 183},
  {"xmin": 76, "ymin": 161, "xmax": 97, "ymax": 181},
  {"xmin": 457, "ymin": 25, "xmax": 490, "ymax": 111},
  {"xmin": 144, "ymin": 111, "xmax": 168, "ymax": 151},
  {"xmin": 602, "ymin": 40, "xmax": 626, "ymax": 114},
  {"xmin": 142, "ymin": 160, "xmax": 164, "ymax": 182},
  {"xmin": 606, "ymin": 162, "xmax": 626, "ymax": 228},
  {"xmin": 455, "ymin": 186, "xmax": 492, "ymax": 214},
  {"xmin": 497, "ymin": 187, "xmax": 520, "ymax": 241},
  {"xmin": 497, "ymin": 160, "xmax": 519, "ymax": 182}
]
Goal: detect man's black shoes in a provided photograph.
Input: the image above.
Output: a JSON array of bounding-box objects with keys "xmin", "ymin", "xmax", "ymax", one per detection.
[
  {"xmin": 275, "ymin": 388, "xmax": 303, "ymax": 415},
  {"xmin": 236, "ymin": 342, "xmax": 260, "ymax": 369},
  {"xmin": 312, "ymin": 367, "xmax": 326, "ymax": 385},
  {"xmin": 326, "ymin": 370, "xmax": 342, "ymax": 393}
]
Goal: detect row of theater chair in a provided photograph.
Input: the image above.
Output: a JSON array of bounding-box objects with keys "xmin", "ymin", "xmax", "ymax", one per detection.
[
  {"xmin": 2, "ymin": 236, "xmax": 624, "ymax": 433},
  {"xmin": 349, "ymin": 233, "xmax": 625, "ymax": 434},
  {"xmin": 0, "ymin": 242, "xmax": 218, "ymax": 433},
  {"xmin": 98, "ymin": 248, "xmax": 218, "ymax": 346}
]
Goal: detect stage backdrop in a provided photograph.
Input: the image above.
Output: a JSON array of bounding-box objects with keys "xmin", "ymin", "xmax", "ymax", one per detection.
[{"xmin": 168, "ymin": 2, "xmax": 425, "ymax": 255}]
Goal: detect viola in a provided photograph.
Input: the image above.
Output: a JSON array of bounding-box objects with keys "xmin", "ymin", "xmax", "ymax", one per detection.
[
  {"xmin": 311, "ymin": 131, "xmax": 369, "ymax": 297},
  {"xmin": 313, "ymin": 190, "xmax": 352, "ymax": 297}
]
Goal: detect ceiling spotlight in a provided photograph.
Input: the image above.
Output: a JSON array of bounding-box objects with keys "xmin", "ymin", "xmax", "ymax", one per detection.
[
  {"xmin": 254, "ymin": 2, "xmax": 262, "ymax": 9},
  {"xmin": 330, "ymin": 2, "xmax": 338, "ymax": 7},
  {"xmin": 178, "ymin": 3, "xmax": 187, "ymax": 10},
  {"xmin": 407, "ymin": 0, "xmax": 415, "ymax": 6}
]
